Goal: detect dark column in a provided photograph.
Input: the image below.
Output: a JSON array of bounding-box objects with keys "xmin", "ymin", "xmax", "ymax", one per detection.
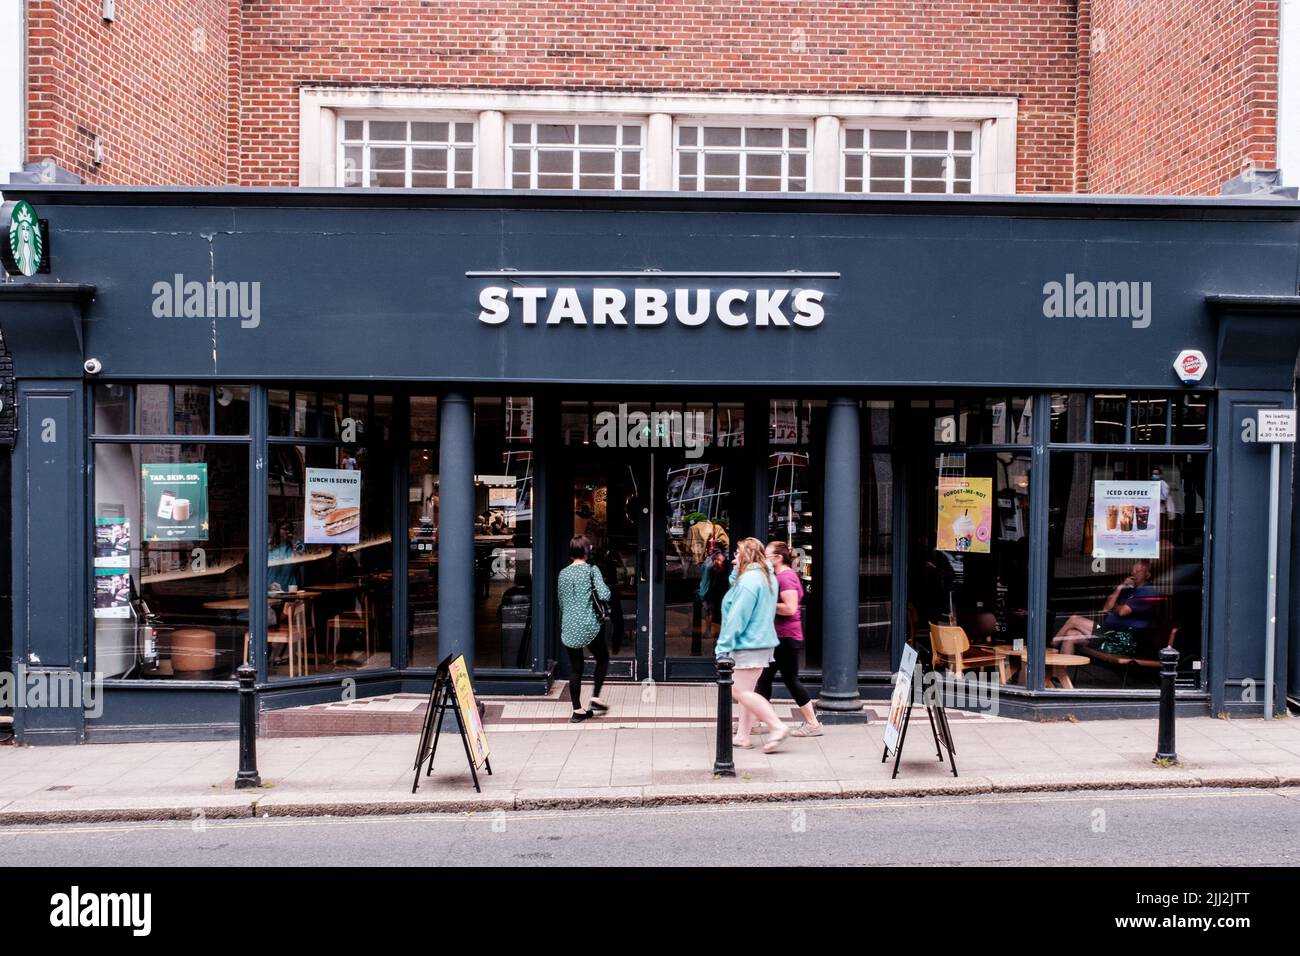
[
  {"xmin": 817, "ymin": 397, "xmax": 863, "ymax": 713},
  {"xmin": 13, "ymin": 381, "xmax": 86, "ymax": 743},
  {"xmin": 745, "ymin": 397, "xmax": 770, "ymax": 542},
  {"xmin": 438, "ymin": 392, "xmax": 476, "ymax": 672}
]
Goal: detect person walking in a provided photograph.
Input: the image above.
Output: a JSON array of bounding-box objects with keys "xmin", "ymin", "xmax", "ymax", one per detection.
[
  {"xmin": 716, "ymin": 537, "xmax": 790, "ymax": 753},
  {"xmin": 557, "ymin": 534, "xmax": 611, "ymax": 722},
  {"xmin": 756, "ymin": 541, "xmax": 823, "ymax": 736}
]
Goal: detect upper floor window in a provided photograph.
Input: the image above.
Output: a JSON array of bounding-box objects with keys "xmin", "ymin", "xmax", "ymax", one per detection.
[
  {"xmin": 509, "ymin": 121, "xmax": 643, "ymax": 190},
  {"xmin": 340, "ymin": 118, "xmax": 475, "ymax": 188},
  {"xmin": 676, "ymin": 124, "xmax": 809, "ymax": 192},
  {"xmin": 843, "ymin": 128, "xmax": 974, "ymax": 194}
]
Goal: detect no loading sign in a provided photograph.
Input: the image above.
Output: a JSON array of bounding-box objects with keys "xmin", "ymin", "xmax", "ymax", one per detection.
[{"xmin": 1174, "ymin": 349, "xmax": 1208, "ymax": 384}]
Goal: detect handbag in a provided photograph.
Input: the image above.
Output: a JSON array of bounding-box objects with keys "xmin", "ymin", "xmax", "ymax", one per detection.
[{"xmin": 588, "ymin": 566, "xmax": 611, "ymax": 623}]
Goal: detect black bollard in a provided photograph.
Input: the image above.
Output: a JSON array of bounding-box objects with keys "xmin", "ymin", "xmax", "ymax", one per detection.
[
  {"xmin": 714, "ymin": 656, "xmax": 736, "ymax": 776},
  {"xmin": 1154, "ymin": 645, "xmax": 1179, "ymax": 763},
  {"xmin": 235, "ymin": 662, "xmax": 262, "ymax": 789}
]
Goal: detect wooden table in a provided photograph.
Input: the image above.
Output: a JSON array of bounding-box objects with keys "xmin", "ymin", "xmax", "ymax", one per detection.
[
  {"xmin": 992, "ymin": 646, "xmax": 1090, "ymax": 688},
  {"xmin": 203, "ymin": 591, "xmax": 320, "ymax": 611}
]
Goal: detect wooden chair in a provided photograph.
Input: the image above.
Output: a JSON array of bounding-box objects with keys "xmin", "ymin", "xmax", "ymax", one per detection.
[
  {"xmin": 929, "ymin": 622, "xmax": 1000, "ymax": 675},
  {"xmin": 328, "ymin": 591, "xmax": 373, "ymax": 663},
  {"xmin": 244, "ymin": 600, "xmax": 308, "ymax": 677}
]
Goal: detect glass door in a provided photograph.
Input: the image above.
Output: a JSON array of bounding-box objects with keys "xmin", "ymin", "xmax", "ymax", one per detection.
[{"xmin": 569, "ymin": 459, "xmax": 651, "ymax": 680}]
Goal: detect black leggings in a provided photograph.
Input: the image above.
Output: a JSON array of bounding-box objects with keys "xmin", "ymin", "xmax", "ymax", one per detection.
[
  {"xmin": 756, "ymin": 635, "xmax": 812, "ymax": 708},
  {"xmin": 567, "ymin": 634, "xmax": 610, "ymax": 709}
]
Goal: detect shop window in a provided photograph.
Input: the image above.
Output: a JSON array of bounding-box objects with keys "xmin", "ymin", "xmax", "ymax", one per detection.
[
  {"xmin": 408, "ymin": 452, "xmax": 438, "ymax": 669},
  {"xmin": 92, "ymin": 441, "xmax": 249, "ymax": 681},
  {"xmin": 1171, "ymin": 393, "xmax": 1210, "ymax": 445},
  {"xmin": 859, "ymin": 451, "xmax": 894, "ymax": 671},
  {"xmin": 676, "ymin": 124, "xmax": 809, "ymax": 192},
  {"xmin": 717, "ymin": 403, "xmax": 745, "ymax": 447},
  {"xmin": 510, "ymin": 121, "xmax": 642, "ymax": 190},
  {"xmin": 843, "ymin": 127, "xmax": 975, "ymax": 194},
  {"xmin": 1046, "ymin": 452, "xmax": 1206, "ymax": 689},
  {"xmin": 1050, "ymin": 393, "xmax": 1088, "ymax": 444},
  {"xmin": 474, "ymin": 397, "xmax": 535, "ymax": 669},
  {"xmin": 266, "ymin": 393, "xmax": 394, "ymax": 680},
  {"xmin": 1091, "ymin": 394, "xmax": 1128, "ymax": 444},
  {"xmin": 93, "ymin": 383, "xmax": 131, "ymax": 435},
  {"xmin": 94, "ymin": 384, "xmax": 252, "ymax": 439},
  {"xmin": 340, "ymin": 117, "xmax": 475, "ymax": 188},
  {"xmin": 912, "ymin": 450, "xmax": 1032, "ymax": 688}
]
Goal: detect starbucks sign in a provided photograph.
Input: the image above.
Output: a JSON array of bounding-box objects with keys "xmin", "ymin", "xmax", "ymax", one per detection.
[{"xmin": 3, "ymin": 200, "xmax": 44, "ymax": 276}]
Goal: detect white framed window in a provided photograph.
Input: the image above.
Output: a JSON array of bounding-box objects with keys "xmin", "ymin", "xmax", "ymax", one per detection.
[
  {"xmin": 675, "ymin": 123, "xmax": 810, "ymax": 192},
  {"xmin": 508, "ymin": 120, "xmax": 644, "ymax": 190},
  {"xmin": 843, "ymin": 127, "xmax": 976, "ymax": 194},
  {"xmin": 339, "ymin": 117, "xmax": 476, "ymax": 188}
]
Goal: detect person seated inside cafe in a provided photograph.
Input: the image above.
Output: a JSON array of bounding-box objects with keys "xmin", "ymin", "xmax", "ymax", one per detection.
[
  {"xmin": 267, "ymin": 520, "xmax": 302, "ymax": 593},
  {"xmin": 1053, "ymin": 559, "xmax": 1159, "ymax": 656}
]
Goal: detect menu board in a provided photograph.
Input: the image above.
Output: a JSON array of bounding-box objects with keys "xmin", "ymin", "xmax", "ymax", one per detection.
[
  {"xmin": 1093, "ymin": 480, "xmax": 1160, "ymax": 559},
  {"xmin": 450, "ymin": 655, "xmax": 490, "ymax": 769},
  {"xmin": 883, "ymin": 643, "xmax": 919, "ymax": 756},
  {"xmin": 937, "ymin": 477, "xmax": 992, "ymax": 553},
  {"xmin": 304, "ymin": 467, "xmax": 362, "ymax": 544},
  {"xmin": 142, "ymin": 463, "xmax": 209, "ymax": 541}
]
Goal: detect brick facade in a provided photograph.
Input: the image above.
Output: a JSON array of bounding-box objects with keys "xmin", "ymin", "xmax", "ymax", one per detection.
[
  {"xmin": 26, "ymin": 0, "xmax": 229, "ymax": 184},
  {"xmin": 19, "ymin": 1, "xmax": 1285, "ymax": 195},
  {"xmin": 1084, "ymin": 0, "xmax": 1280, "ymax": 195}
]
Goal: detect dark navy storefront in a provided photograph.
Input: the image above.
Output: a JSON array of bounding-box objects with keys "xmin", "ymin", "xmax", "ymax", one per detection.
[{"xmin": 2, "ymin": 184, "xmax": 1299, "ymax": 744}]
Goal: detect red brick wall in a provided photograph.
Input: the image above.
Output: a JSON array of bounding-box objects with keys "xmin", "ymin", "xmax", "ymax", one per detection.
[
  {"xmin": 26, "ymin": 0, "xmax": 230, "ymax": 184},
  {"xmin": 1085, "ymin": 0, "xmax": 1279, "ymax": 195},
  {"xmin": 235, "ymin": 0, "xmax": 1082, "ymax": 191}
]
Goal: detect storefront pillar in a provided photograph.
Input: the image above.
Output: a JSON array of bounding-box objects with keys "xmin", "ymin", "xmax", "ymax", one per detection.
[
  {"xmin": 438, "ymin": 392, "xmax": 476, "ymax": 673},
  {"xmin": 818, "ymin": 396, "xmax": 863, "ymax": 712}
]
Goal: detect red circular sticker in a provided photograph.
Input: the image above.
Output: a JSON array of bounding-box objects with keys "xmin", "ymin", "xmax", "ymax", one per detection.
[{"xmin": 1181, "ymin": 354, "xmax": 1203, "ymax": 374}]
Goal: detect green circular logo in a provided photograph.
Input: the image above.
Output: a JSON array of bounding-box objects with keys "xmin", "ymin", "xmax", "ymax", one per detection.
[{"xmin": 8, "ymin": 200, "xmax": 42, "ymax": 276}]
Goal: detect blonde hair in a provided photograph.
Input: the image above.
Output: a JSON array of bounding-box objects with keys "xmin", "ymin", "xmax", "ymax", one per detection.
[{"xmin": 734, "ymin": 537, "xmax": 773, "ymax": 588}]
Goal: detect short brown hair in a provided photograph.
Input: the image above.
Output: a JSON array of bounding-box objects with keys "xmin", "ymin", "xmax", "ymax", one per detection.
[{"xmin": 569, "ymin": 535, "xmax": 591, "ymax": 560}]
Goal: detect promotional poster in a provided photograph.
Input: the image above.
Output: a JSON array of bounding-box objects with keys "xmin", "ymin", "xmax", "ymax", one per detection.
[
  {"xmin": 141, "ymin": 464, "xmax": 209, "ymax": 541},
  {"xmin": 94, "ymin": 517, "xmax": 131, "ymax": 568},
  {"xmin": 304, "ymin": 467, "xmax": 362, "ymax": 544},
  {"xmin": 937, "ymin": 477, "xmax": 993, "ymax": 553},
  {"xmin": 450, "ymin": 655, "xmax": 491, "ymax": 769},
  {"xmin": 1093, "ymin": 481, "xmax": 1161, "ymax": 559}
]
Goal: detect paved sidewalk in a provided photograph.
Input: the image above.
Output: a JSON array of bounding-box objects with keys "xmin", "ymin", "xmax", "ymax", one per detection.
[{"xmin": 1, "ymin": 709, "xmax": 1298, "ymax": 824}]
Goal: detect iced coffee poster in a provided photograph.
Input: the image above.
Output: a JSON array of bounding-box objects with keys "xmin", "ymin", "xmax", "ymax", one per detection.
[
  {"xmin": 1093, "ymin": 480, "xmax": 1160, "ymax": 559},
  {"xmin": 141, "ymin": 463, "xmax": 209, "ymax": 541},
  {"xmin": 93, "ymin": 568, "xmax": 132, "ymax": 619},
  {"xmin": 936, "ymin": 477, "xmax": 992, "ymax": 553},
  {"xmin": 94, "ymin": 517, "xmax": 131, "ymax": 568},
  {"xmin": 304, "ymin": 467, "xmax": 362, "ymax": 544}
]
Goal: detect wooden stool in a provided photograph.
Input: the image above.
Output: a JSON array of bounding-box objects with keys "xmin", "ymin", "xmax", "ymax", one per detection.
[{"xmin": 171, "ymin": 628, "xmax": 218, "ymax": 675}]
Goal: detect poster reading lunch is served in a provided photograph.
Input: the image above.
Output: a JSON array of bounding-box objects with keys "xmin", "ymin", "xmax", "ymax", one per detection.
[
  {"xmin": 142, "ymin": 463, "xmax": 209, "ymax": 541},
  {"xmin": 937, "ymin": 477, "xmax": 992, "ymax": 553},
  {"xmin": 304, "ymin": 467, "xmax": 362, "ymax": 544},
  {"xmin": 1093, "ymin": 480, "xmax": 1160, "ymax": 559}
]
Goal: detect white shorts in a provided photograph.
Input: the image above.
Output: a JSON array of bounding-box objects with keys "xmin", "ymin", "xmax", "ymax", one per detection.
[{"xmin": 730, "ymin": 647, "xmax": 776, "ymax": 670}]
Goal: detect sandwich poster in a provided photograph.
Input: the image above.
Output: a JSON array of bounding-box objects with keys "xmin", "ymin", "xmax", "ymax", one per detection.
[
  {"xmin": 1092, "ymin": 480, "xmax": 1160, "ymax": 559},
  {"xmin": 305, "ymin": 467, "xmax": 362, "ymax": 544},
  {"xmin": 936, "ymin": 477, "xmax": 992, "ymax": 554},
  {"xmin": 141, "ymin": 463, "xmax": 209, "ymax": 541}
]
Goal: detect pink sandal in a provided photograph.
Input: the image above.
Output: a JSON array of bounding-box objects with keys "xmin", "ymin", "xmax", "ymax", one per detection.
[{"xmin": 732, "ymin": 736, "xmax": 754, "ymax": 749}]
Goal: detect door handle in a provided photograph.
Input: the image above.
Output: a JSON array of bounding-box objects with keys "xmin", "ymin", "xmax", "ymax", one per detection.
[{"xmin": 638, "ymin": 548, "xmax": 649, "ymax": 583}]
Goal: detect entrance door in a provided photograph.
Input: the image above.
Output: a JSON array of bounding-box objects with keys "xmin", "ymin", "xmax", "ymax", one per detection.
[{"xmin": 565, "ymin": 451, "xmax": 744, "ymax": 681}]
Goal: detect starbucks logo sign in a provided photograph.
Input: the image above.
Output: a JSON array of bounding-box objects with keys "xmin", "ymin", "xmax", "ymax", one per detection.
[{"xmin": 6, "ymin": 200, "xmax": 43, "ymax": 276}]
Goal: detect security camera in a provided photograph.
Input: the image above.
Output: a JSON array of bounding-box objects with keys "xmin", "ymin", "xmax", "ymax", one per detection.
[{"xmin": 83, "ymin": 357, "xmax": 103, "ymax": 375}]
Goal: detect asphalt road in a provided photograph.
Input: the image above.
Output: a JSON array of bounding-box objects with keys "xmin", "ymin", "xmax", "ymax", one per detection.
[{"xmin": 0, "ymin": 787, "xmax": 1297, "ymax": 866}]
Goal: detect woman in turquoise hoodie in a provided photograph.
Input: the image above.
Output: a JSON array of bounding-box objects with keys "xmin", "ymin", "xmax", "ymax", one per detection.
[{"xmin": 717, "ymin": 537, "xmax": 790, "ymax": 753}]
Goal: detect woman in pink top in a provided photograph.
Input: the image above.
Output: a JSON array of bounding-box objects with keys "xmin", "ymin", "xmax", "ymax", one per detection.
[{"xmin": 756, "ymin": 541, "xmax": 822, "ymax": 736}]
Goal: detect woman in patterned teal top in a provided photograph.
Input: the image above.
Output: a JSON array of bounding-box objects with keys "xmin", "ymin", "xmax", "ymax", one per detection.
[{"xmin": 557, "ymin": 535, "xmax": 612, "ymax": 722}]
